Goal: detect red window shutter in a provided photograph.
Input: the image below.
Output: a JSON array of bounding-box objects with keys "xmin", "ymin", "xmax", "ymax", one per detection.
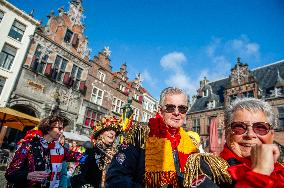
[
  {"xmin": 79, "ymin": 81, "xmax": 87, "ymax": 94},
  {"xmin": 138, "ymin": 96, "xmax": 143, "ymax": 103},
  {"xmin": 124, "ymin": 88, "xmax": 129, "ymax": 96},
  {"xmin": 72, "ymin": 33, "xmax": 79, "ymax": 48},
  {"xmin": 63, "ymin": 72, "xmax": 70, "ymax": 85},
  {"xmin": 90, "ymin": 119, "xmax": 95, "ymax": 127},
  {"xmin": 44, "ymin": 63, "xmax": 52, "ymax": 76},
  {"xmin": 69, "ymin": 78, "xmax": 74, "ymax": 87},
  {"xmin": 84, "ymin": 118, "xmax": 90, "ymax": 126}
]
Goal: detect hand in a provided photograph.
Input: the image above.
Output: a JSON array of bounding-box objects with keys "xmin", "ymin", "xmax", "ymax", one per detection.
[
  {"xmin": 27, "ymin": 171, "xmax": 49, "ymax": 182},
  {"xmin": 251, "ymin": 144, "xmax": 280, "ymax": 175}
]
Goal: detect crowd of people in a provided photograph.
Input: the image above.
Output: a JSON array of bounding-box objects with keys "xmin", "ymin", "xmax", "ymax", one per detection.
[{"xmin": 2, "ymin": 86, "xmax": 284, "ymax": 187}]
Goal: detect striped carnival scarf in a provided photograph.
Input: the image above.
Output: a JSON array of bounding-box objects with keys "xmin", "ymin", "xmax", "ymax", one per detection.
[
  {"xmin": 40, "ymin": 137, "xmax": 64, "ymax": 188},
  {"xmin": 145, "ymin": 115, "xmax": 198, "ymax": 187}
]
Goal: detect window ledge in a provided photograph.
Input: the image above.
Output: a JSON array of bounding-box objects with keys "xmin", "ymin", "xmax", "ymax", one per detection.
[{"xmin": 7, "ymin": 36, "xmax": 22, "ymax": 44}]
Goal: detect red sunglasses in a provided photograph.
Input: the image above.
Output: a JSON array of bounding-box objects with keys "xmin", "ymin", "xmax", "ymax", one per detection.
[{"xmin": 230, "ymin": 121, "xmax": 272, "ymax": 136}]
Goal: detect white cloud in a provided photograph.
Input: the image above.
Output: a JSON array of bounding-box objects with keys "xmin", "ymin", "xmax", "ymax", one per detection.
[
  {"xmin": 225, "ymin": 35, "xmax": 260, "ymax": 59},
  {"xmin": 201, "ymin": 35, "xmax": 261, "ymax": 82},
  {"xmin": 165, "ymin": 73, "xmax": 198, "ymax": 95},
  {"xmin": 159, "ymin": 35, "xmax": 261, "ymax": 99},
  {"xmin": 160, "ymin": 52, "xmax": 187, "ymax": 72},
  {"xmin": 160, "ymin": 52, "xmax": 197, "ymax": 97}
]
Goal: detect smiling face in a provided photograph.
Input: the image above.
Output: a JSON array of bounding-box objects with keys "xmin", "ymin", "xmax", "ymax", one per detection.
[
  {"xmin": 159, "ymin": 93, "xmax": 188, "ymax": 129},
  {"xmin": 227, "ymin": 109, "xmax": 274, "ymax": 158},
  {"xmin": 100, "ymin": 129, "xmax": 117, "ymax": 145}
]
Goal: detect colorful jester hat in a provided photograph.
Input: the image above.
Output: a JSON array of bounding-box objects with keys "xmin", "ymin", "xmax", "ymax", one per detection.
[{"xmin": 92, "ymin": 116, "xmax": 121, "ymax": 139}]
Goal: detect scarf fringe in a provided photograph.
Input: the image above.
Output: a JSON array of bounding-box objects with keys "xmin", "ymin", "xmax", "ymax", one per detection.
[
  {"xmin": 183, "ymin": 153, "xmax": 232, "ymax": 187},
  {"xmin": 124, "ymin": 123, "xmax": 150, "ymax": 149},
  {"xmin": 145, "ymin": 171, "xmax": 179, "ymax": 188}
]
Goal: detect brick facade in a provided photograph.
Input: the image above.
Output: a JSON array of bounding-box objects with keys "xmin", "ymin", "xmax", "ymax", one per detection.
[
  {"xmin": 4, "ymin": 0, "xmax": 157, "ymax": 142},
  {"xmin": 188, "ymin": 58, "xmax": 284, "ymax": 154}
]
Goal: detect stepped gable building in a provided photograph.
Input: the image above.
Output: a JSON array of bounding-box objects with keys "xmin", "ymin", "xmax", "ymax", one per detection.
[
  {"xmin": 78, "ymin": 48, "xmax": 157, "ymax": 135},
  {"xmin": 7, "ymin": 0, "xmax": 91, "ymax": 140},
  {"xmin": 187, "ymin": 58, "xmax": 284, "ymax": 153},
  {"xmin": 0, "ymin": 0, "xmax": 158, "ymax": 141}
]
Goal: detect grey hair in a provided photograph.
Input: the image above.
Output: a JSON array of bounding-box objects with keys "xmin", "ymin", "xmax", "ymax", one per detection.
[
  {"xmin": 159, "ymin": 87, "xmax": 188, "ymax": 106},
  {"xmin": 224, "ymin": 97, "xmax": 277, "ymax": 129}
]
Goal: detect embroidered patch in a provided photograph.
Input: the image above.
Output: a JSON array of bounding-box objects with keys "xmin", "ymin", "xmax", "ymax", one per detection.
[
  {"xmin": 191, "ymin": 175, "xmax": 206, "ymax": 187},
  {"xmin": 120, "ymin": 143, "xmax": 129, "ymax": 150},
  {"xmin": 116, "ymin": 153, "xmax": 126, "ymax": 165},
  {"xmin": 21, "ymin": 149, "xmax": 27, "ymax": 155}
]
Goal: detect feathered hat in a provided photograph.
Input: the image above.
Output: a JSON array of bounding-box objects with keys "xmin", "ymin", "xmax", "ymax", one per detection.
[{"xmin": 92, "ymin": 116, "xmax": 121, "ymax": 139}]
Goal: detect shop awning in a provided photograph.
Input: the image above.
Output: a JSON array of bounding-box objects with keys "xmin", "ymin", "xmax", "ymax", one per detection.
[
  {"xmin": 63, "ymin": 131, "xmax": 90, "ymax": 142},
  {"xmin": 0, "ymin": 107, "xmax": 40, "ymax": 131}
]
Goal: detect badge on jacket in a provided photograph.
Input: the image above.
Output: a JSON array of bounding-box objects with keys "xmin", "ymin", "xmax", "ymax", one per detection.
[{"xmin": 116, "ymin": 153, "xmax": 126, "ymax": 165}]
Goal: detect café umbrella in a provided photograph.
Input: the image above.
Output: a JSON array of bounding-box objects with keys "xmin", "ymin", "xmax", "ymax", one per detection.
[{"xmin": 0, "ymin": 107, "xmax": 40, "ymax": 131}]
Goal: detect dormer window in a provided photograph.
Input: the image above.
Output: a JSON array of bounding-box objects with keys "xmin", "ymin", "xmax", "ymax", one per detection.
[
  {"xmin": 270, "ymin": 87, "xmax": 282, "ymax": 97},
  {"xmin": 203, "ymin": 89, "xmax": 208, "ymax": 97},
  {"xmin": 207, "ymin": 100, "xmax": 216, "ymax": 109},
  {"xmin": 64, "ymin": 29, "xmax": 73, "ymax": 43}
]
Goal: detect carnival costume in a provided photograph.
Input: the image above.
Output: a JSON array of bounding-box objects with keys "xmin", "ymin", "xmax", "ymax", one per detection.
[
  {"xmin": 71, "ymin": 116, "xmax": 120, "ymax": 188},
  {"xmin": 5, "ymin": 130, "xmax": 81, "ymax": 188},
  {"xmin": 106, "ymin": 114, "xmax": 198, "ymax": 188}
]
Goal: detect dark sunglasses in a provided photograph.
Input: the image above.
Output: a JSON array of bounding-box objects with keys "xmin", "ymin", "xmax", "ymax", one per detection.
[
  {"xmin": 230, "ymin": 121, "xmax": 272, "ymax": 136},
  {"xmin": 163, "ymin": 104, "xmax": 188, "ymax": 114}
]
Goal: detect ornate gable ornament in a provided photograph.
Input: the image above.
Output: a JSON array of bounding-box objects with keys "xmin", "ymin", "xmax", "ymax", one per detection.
[
  {"xmin": 275, "ymin": 69, "xmax": 284, "ymax": 88},
  {"xmin": 134, "ymin": 73, "xmax": 143, "ymax": 89},
  {"xmin": 230, "ymin": 57, "xmax": 250, "ymax": 87},
  {"xmin": 102, "ymin": 46, "xmax": 111, "ymax": 58},
  {"xmin": 68, "ymin": 0, "xmax": 84, "ymax": 25}
]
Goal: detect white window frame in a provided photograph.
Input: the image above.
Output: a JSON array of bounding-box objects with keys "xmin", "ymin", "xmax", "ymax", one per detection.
[
  {"xmin": 70, "ymin": 64, "xmax": 83, "ymax": 89},
  {"xmin": 91, "ymin": 86, "xmax": 104, "ymax": 105},
  {"xmin": 133, "ymin": 107, "xmax": 139, "ymax": 121},
  {"xmin": 119, "ymin": 84, "xmax": 125, "ymax": 92},
  {"xmin": 0, "ymin": 43, "xmax": 17, "ymax": 70},
  {"xmin": 192, "ymin": 118, "xmax": 200, "ymax": 133},
  {"xmin": 112, "ymin": 97, "xmax": 125, "ymax": 114},
  {"xmin": 8, "ymin": 20, "xmax": 26, "ymax": 42},
  {"xmin": 0, "ymin": 76, "xmax": 6, "ymax": 95},
  {"xmin": 98, "ymin": 70, "xmax": 106, "ymax": 82}
]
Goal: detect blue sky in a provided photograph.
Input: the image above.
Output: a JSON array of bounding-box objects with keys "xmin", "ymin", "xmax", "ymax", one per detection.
[{"xmin": 9, "ymin": 0, "xmax": 284, "ymax": 99}]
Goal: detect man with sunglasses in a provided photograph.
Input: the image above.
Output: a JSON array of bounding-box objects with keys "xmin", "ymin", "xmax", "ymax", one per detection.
[{"xmin": 106, "ymin": 87, "xmax": 199, "ymax": 188}]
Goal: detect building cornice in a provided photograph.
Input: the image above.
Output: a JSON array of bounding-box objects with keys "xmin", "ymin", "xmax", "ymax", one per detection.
[{"xmin": 1, "ymin": 0, "xmax": 40, "ymax": 25}]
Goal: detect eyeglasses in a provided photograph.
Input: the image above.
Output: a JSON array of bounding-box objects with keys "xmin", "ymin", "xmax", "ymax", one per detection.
[
  {"xmin": 230, "ymin": 121, "xmax": 272, "ymax": 136},
  {"xmin": 163, "ymin": 104, "xmax": 188, "ymax": 114},
  {"xmin": 52, "ymin": 126, "xmax": 64, "ymax": 131}
]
